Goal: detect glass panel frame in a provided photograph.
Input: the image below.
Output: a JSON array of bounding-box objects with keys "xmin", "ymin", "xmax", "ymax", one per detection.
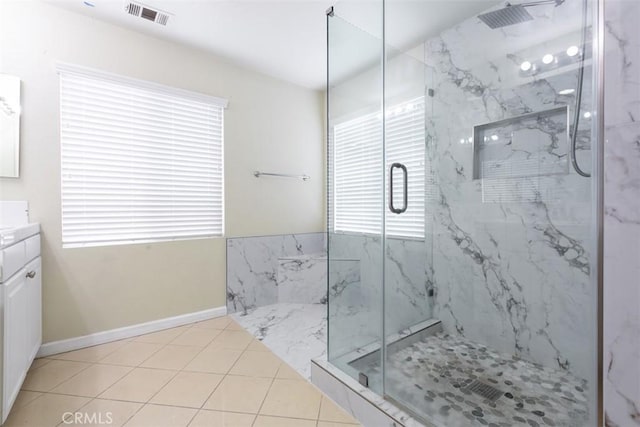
[{"xmin": 326, "ymin": 10, "xmax": 386, "ymax": 394}]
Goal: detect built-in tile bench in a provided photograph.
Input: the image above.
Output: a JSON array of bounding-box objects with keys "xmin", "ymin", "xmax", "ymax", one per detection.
[
  {"xmin": 277, "ymin": 253, "xmax": 327, "ymax": 304},
  {"xmin": 226, "ymin": 232, "xmax": 367, "ymax": 322},
  {"xmin": 226, "ymin": 232, "xmax": 326, "ymax": 314}
]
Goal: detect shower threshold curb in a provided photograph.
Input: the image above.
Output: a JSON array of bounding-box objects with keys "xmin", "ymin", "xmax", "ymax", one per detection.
[{"xmin": 311, "ymin": 356, "xmax": 439, "ymax": 427}]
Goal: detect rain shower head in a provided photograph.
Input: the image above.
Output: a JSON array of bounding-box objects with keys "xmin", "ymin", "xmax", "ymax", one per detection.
[
  {"xmin": 478, "ymin": 0, "xmax": 565, "ymax": 29},
  {"xmin": 478, "ymin": 5, "xmax": 533, "ymax": 29}
]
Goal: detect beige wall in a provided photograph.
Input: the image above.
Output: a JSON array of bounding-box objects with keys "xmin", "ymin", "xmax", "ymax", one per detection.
[{"xmin": 0, "ymin": 1, "xmax": 325, "ymax": 342}]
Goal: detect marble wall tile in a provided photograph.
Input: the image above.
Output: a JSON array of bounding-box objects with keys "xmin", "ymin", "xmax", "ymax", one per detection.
[
  {"xmin": 327, "ymin": 233, "xmax": 433, "ymax": 359},
  {"xmin": 327, "ymin": 233, "xmax": 383, "ymax": 358},
  {"xmin": 226, "ymin": 232, "xmax": 325, "ymax": 314},
  {"xmin": 385, "ymin": 238, "xmax": 433, "ymax": 334},
  {"xmin": 278, "ymin": 255, "xmax": 327, "ymax": 304},
  {"xmin": 603, "ymin": 2, "xmax": 640, "ymax": 425},
  {"xmin": 604, "ymin": 0, "xmax": 640, "ymax": 128},
  {"xmin": 327, "ymin": 258, "xmax": 367, "ymax": 358},
  {"xmin": 419, "ymin": 0, "xmax": 596, "ymax": 382}
]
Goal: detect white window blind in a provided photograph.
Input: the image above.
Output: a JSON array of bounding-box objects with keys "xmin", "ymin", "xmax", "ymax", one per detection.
[
  {"xmin": 58, "ymin": 63, "xmax": 227, "ymax": 248},
  {"xmin": 331, "ymin": 96, "xmax": 425, "ymax": 239}
]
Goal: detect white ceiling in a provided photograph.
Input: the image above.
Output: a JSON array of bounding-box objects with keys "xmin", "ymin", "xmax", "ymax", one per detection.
[{"xmin": 46, "ymin": 0, "xmax": 500, "ymax": 90}]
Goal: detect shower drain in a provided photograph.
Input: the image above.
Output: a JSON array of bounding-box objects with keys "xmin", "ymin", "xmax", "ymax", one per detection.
[{"xmin": 465, "ymin": 379, "xmax": 503, "ymax": 402}]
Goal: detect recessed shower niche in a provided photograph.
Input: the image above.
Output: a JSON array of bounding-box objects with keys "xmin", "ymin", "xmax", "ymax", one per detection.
[
  {"xmin": 472, "ymin": 106, "xmax": 570, "ymax": 180},
  {"xmin": 472, "ymin": 106, "xmax": 570, "ymax": 203}
]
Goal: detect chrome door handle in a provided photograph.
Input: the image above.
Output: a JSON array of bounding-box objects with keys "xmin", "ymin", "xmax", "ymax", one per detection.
[
  {"xmin": 389, "ymin": 162, "xmax": 408, "ymax": 214},
  {"xmin": 26, "ymin": 271, "xmax": 36, "ymax": 279}
]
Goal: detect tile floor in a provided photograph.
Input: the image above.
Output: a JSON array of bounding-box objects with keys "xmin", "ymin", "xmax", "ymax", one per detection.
[
  {"xmin": 7, "ymin": 316, "xmax": 361, "ymax": 427},
  {"xmin": 352, "ymin": 332, "xmax": 589, "ymax": 427}
]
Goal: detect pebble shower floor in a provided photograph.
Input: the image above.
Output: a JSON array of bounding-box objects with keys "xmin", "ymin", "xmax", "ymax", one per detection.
[{"xmin": 351, "ymin": 332, "xmax": 589, "ymax": 427}]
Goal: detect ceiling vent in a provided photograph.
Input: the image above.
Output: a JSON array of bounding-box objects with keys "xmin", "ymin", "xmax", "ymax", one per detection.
[{"xmin": 125, "ymin": 2, "xmax": 171, "ymax": 26}]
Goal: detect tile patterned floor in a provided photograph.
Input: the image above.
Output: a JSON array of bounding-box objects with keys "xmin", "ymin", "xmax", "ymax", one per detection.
[{"xmin": 7, "ymin": 316, "xmax": 360, "ymax": 427}]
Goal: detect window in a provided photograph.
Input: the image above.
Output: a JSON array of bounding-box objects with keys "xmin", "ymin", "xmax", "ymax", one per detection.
[
  {"xmin": 331, "ymin": 96, "xmax": 425, "ymax": 239},
  {"xmin": 58, "ymin": 63, "xmax": 227, "ymax": 248}
]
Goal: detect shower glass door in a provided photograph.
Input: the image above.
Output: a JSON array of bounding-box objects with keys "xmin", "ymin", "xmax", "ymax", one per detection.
[
  {"xmin": 381, "ymin": 0, "xmax": 598, "ymax": 426},
  {"xmin": 379, "ymin": 40, "xmax": 436, "ymax": 404}
]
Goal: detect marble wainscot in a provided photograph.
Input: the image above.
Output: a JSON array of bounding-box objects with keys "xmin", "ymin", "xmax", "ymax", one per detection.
[
  {"xmin": 227, "ymin": 233, "xmax": 330, "ymax": 379},
  {"xmin": 226, "ymin": 232, "xmax": 325, "ymax": 314},
  {"xmin": 229, "ymin": 246, "xmax": 363, "ymax": 379},
  {"xmin": 603, "ymin": 0, "xmax": 640, "ymax": 425}
]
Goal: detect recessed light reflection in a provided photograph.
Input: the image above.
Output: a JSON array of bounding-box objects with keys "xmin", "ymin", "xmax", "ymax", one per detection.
[
  {"xmin": 559, "ymin": 89, "xmax": 575, "ymax": 95},
  {"xmin": 491, "ymin": 135, "xmax": 499, "ymax": 141},
  {"xmin": 567, "ymin": 45, "xmax": 580, "ymax": 57},
  {"xmin": 584, "ymin": 111, "xmax": 592, "ymax": 119},
  {"xmin": 542, "ymin": 54, "xmax": 554, "ymax": 64},
  {"xmin": 520, "ymin": 61, "xmax": 532, "ymax": 72}
]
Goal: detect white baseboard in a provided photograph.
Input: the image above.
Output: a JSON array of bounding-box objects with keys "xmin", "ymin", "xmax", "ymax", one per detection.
[{"xmin": 37, "ymin": 306, "xmax": 227, "ymax": 357}]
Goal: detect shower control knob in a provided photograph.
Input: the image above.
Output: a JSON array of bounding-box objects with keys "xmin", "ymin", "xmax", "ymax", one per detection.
[{"xmin": 26, "ymin": 271, "xmax": 36, "ymax": 279}]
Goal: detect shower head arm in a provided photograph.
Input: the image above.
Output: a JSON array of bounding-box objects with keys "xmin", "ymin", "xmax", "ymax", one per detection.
[{"xmin": 512, "ymin": 0, "xmax": 565, "ymax": 7}]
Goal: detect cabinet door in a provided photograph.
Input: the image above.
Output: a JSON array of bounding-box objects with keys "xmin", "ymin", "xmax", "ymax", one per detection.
[
  {"xmin": 25, "ymin": 257, "xmax": 42, "ymax": 361},
  {"xmin": 3, "ymin": 271, "xmax": 29, "ymax": 418}
]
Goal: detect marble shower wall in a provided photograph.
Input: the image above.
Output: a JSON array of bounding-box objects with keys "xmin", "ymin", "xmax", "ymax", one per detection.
[
  {"xmin": 603, "ymin": 1, "xmax": 640, "ymax": 425},
  {"xmin": 327, "ymin": 232, "xmax": 432, "ymax": 358},
  {"xmin": 226, "ymin": 232, "xmax": 325, "ymax": 314},
  {"xmin": 422, "ymin": 0, "xmax": 595, "ymax": 382}
]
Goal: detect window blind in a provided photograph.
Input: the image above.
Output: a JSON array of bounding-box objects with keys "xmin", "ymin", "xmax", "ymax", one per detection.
[
  {"xmin": 331, "ymin": 96, "xmax": 425, "ymax": 239},
  {"xmin": 333, "ymin": 112, "xmax": 384, "ymax": 235},
  {"xmin": 58, "ymin": 63, "xmax": 227, "ymax": 248}
]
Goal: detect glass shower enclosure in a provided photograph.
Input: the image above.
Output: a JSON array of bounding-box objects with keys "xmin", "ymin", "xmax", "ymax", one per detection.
[{"xmin": 326, "ymin": 0, "xmax": 600, "ymax": 425}]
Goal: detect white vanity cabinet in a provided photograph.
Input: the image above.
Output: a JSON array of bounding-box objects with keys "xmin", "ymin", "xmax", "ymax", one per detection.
[{"xmin": 0, "ymin": 226, "xmax": 41, "ymax": 424}]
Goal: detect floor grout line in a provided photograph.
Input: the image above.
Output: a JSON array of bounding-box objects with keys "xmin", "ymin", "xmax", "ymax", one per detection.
[
  {"xmin": 194, "ymin": 370, "xmax": 230, "ymax": 413},
  {"xmin": 180, "ymin": 405, "xmax": 199, "ymax": 427},
  {"xmin": 120, "ymin": 396, "xmax": 147, "ymax": 427},
  {"xmin": 242, "ymin": 322, "xmax": 285, "ymax": 426},
  {"xmin": 316, "ymin": 395, "xmax": 324, "ymax": 423},
  {"xmin": 10, "ymin": 391, "xmax": 47, "ymax": 416},
  {"xmin": 145, "ymin": 320, "xmax": 252, "ymax": 417},
  {"xmin": 21, "ymin": 360, "xmax": 96, "ymax": 395},
  {"xmin": 109, "ymin": 325, "xmax": 200, "ymax": 426},
  {"xmin": 251, "ymin": 374, "xmax": 279, "ymax": 427}
]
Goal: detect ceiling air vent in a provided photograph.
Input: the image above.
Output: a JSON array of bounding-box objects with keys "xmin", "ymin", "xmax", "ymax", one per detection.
[
  {"xmin": 156, "ymin": 13, "xmax": 169, "ymax": 25},
  {"xmin": 125, "ymin": 1, "xmax": 171, "ymax": 26},
  {"xmin": 125, "ymin": 2, "xmax": 141, "ymax": 16}
]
